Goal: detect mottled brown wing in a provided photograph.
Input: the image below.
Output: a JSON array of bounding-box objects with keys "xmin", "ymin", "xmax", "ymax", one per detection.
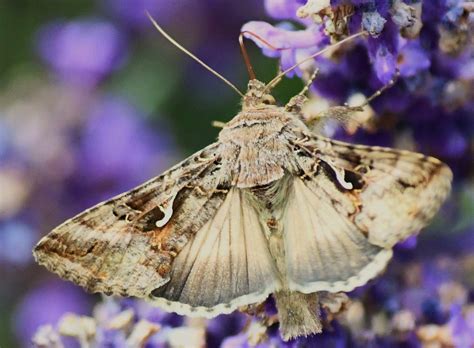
[
  {"xmin": 289, "ymin": 132, "xmax": 451, "ymax": 241},
  {"xmin": 283, "ymin": 133, "xmax": 451, "ymax": 293},
  {"xmin": 309, "ymin": 135, "xmax": 452, "ymax": 247},
  {"xmin": 33, "ymin": 142, "xmax": 233, "ymax": 298},
  {"xmin": 149, "ymin": 188, "xmax": 280, "ymax": 317}
]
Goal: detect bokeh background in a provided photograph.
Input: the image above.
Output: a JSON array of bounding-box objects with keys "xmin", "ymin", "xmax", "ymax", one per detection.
[{"xmin": 0, "ymin": 0, "xmax": 473, "ymax": 347}]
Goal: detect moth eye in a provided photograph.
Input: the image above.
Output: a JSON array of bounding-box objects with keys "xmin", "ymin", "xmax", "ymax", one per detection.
[{"xmin": 262, "ymin": 95, "xmax": 276, "ymax": 105}]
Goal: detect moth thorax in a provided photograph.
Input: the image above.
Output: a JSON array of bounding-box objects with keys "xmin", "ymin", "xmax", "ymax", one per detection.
[{"xmin": 242, "ymin": 79, "xmax": 276, "ymax": 110}]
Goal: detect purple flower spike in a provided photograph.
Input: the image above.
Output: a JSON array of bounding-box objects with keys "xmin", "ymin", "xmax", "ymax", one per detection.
[
  {"xmin": 37, "ymin": 19, "xmax": 128, "ymax": 86},
  {"xmin": 367, "ymin": 20, "xmax": 399, "ymax": 83}
]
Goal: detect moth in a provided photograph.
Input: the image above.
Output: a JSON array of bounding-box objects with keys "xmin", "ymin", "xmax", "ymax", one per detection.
[{"xmin": 33, "ymin": 18, "xmax": 452, "ymax": 341}]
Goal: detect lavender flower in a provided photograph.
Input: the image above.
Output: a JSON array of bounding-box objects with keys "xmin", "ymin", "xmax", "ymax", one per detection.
[
  {"xmin": 37, "ymin": 19, "xmax": 128, "ymax": 86},
  {"xmin": 244, "ymin": 0, "xmax": 473, "ymax": 176},
  {"xmin": 31, "ymin": 298, "xmax": 209, "ymax": 348},
  {"xmin": 15, "ymin": 281, "xmax": 91, "ymax": 347},
  {"xmin": 243, "ymin": 0, "xmax": 471, "ymax": 85}
]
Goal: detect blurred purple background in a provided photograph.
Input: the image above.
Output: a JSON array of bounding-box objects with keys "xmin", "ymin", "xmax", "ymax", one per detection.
[{"xmin": 0, "ymin": 0, "xmax": 472, "ymax": 347}]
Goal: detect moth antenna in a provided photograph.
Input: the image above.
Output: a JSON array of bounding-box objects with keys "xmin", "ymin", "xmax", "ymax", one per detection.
[
  {"xmin": 146, "ymin": 11, "xmax": 244, "ymax": 97},
  {"xmin": 345, "ymin": 69, "xmax": 400, "ymax": 108},
  {"xmin": 264, "ymin": 31, "xmax": 367, "ymax": 93},
  {"xmin": 239, "ymin": 31, "xmax": 291, "ymax": 81},
  {"xmin": 298, "ymin": 68, "xmax": 320, "ymax": 97}
]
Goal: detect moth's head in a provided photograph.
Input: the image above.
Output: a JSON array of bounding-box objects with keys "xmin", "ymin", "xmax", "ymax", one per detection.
[{"xmin": 242, "ymin": 79, "xmax": 276, "ymax": 110}]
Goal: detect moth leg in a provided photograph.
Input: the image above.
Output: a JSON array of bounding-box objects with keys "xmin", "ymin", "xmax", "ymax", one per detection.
[
  {"xmin": 301, "ymin": 70, "xmax": 400, "ymax": 134},
  {"xmin": 298, "ymin": 68, "xmax": 320, "ymax": 98},
  {"xmin": 304, "ymin": 104, "xmax": 366, "ymax": 134},
  {"xmin": 285, "ymin": 68, "xmax": 320, "ymax": 113}
]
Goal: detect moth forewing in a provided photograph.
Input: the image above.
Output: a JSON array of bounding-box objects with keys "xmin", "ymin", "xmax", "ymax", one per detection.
[
  {"xmin": 33, "ymin": 141, "xmax": 233, "ymax": 297},
  {"xmin": 33, "ymin": 79, "xmax": 452, "ymax": 342},
  {"xmin": 303, "ymin": 135, "xmax": 453, "ymax": 248}
]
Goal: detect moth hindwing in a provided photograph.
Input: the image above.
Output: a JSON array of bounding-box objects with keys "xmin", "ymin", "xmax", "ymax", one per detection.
[{"xmin": 33, "ymin": 79, "xmax": 452, "ymax": 341}]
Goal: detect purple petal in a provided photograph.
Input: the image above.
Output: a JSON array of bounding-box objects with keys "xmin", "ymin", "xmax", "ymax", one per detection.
[
  {"xmin": 367, "ymin": 21, "xmax": 399, "ymax": 83},
  {"xmin": 242, "ymin": 21, "xmax": 326, "ymax": 52},
  {"xmin": 397, "ymin": 39, "xmax": 431, "ymax": 77},
  {"xmin": 241, "ymin": 21, "xmax": 327, "ymax": 77},
  {"xmin": 372, "ymin": 45, "xmax": 397, "ymax": 83}
]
